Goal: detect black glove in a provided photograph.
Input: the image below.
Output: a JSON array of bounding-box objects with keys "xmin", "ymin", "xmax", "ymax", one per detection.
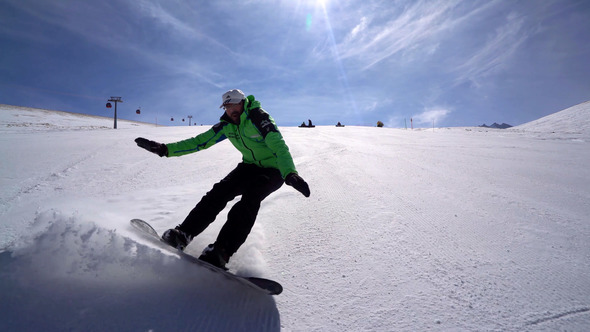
[
  {"xmin": 135, "ymin": 137, "xmax": 168, "ymax": 157},
  {"xmin": 285, "ymin": 173, "xmax": 310, "ymax": 197}
]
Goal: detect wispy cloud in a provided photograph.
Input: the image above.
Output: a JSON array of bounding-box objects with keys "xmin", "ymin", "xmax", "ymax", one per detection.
[
  {"xmin": 135, "ymin": 0, "xmax": 196, "ymax": 37},
  {"xmin": 3, "ymin": 0, "xmax": 230, "ymax": 87},
  {"xmin": 132, "ymin": 0, "xmax": 230, "ymax": 52},
  {"xmin": 453, "ymin": 12, "xmax": 530, "ymax": 87},
  {"xmin": 3, "ymin": 0, "xmax": 127, "ymax": 48},
  {"xmin": 413, "ymin": 108, "xmax": 451, "ymax": 126},
  {"xmin": 336, "ymin": 0, "xmax": 465, "ymax": 70}
]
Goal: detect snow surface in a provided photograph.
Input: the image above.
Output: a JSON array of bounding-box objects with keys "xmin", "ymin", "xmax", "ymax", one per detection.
[
  {"xmin": 513, "ymin": 100, "xmax": 590, "ymax": 139},
  {"xmin": 1, "ymin": 103, "xmax": 589, "ymax": 331}
]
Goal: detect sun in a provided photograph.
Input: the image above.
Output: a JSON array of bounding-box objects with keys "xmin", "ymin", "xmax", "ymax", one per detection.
[
  {"xmin": 302, "ymin": 0, "xmax": 329, "ymax": 9},
  {"xmin": 316, "ymin": 0, "xmax": 330, "ymax": 8}
]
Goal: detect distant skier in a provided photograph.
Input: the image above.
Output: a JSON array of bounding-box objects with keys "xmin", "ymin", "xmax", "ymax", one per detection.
[{"xmin": 135, "ymin": 89, "xmax": 310, "ymax": 269}]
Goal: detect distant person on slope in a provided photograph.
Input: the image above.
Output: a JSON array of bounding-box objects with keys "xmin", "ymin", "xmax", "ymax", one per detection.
[{"xmin": 134, "ymin": 89, "xmax": 310, "ymax": 269}]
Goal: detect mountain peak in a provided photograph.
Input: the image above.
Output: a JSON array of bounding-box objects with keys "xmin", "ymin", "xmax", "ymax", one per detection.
[{"xmin": 479, "ymin": 122, "xmax": 513, "ymax": 129}]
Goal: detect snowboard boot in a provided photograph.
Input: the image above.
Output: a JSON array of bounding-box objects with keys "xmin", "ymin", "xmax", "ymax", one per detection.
[
  {"xmin": 161, "ymin": 226, "xmax": 193, "ymax": 251},
  {"xmin": 198, "ymin": 243, "xmax": 230, "ymax": 270}
]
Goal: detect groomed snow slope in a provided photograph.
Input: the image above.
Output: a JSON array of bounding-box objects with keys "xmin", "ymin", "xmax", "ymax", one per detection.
[
  {"xmin": 1, "ymin": 104, "xmax": 589, "ymax": 331},
  {"xmin": 513, "ymin": 100, "xmax": 590, "ymax": 138}
]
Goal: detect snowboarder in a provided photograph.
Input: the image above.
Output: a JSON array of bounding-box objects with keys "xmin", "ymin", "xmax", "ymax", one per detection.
[{"xmin": 135, "ymin": 89, "xmax": 310, "ymax": 269}]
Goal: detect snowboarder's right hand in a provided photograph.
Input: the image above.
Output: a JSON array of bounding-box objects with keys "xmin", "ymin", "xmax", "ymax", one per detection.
[{"xmin": 135, "ymin": 137, "xmax": 168, "ymax": 157}]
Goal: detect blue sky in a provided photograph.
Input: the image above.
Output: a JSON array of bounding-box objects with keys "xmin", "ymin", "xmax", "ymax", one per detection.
[{"xmin": 1, "ymin": 0, "xmax": 589, "ymax": 127}]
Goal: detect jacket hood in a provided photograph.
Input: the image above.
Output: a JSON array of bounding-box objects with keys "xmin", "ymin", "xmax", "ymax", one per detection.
[
  {"xmin": 245, "ymin": 95, "xmax": 261, "ymax": 110},
  {"xmin": 220, "ymin": 95, "xmax": 261, "ymax": 123}
]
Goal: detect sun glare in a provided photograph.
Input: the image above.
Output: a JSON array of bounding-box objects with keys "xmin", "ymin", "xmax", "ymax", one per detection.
[{"xmin": 303, "ymin": 0, "xmax": 329, "ymax": 9}]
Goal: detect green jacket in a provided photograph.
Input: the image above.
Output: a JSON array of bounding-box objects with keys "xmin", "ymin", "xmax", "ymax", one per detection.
[{"xmin": 166, "ymin": 95, "xmax": 297, "ymax": 179}]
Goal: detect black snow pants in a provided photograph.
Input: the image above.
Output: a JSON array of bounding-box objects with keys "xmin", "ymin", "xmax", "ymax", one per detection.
[{"xmin": 178, "ymin": 162, "xmax": 284, "ymax": 256}]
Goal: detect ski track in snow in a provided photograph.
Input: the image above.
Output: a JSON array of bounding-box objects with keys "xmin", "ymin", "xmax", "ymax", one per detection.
[{"xmin": 1, "ymin": 104, "xmax": 590, "ymax": 331}]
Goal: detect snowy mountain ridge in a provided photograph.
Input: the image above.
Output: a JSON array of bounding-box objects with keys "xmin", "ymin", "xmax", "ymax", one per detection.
[
  {"xmin": 513, "ymin": 100, "xmax": 590, "ymax": 135},
  {"xmin": 0, "ymin": 104, "xmax": 154, "ymax": 131},
  {"xmin": 479, "ymin": 122, "xmax": 513, "ymax": 129}
]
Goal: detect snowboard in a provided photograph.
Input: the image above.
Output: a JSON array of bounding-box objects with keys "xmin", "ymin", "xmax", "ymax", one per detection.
[{"xmin": 130, "ymin": 218, "xmax": 283, "ymax": 295}]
